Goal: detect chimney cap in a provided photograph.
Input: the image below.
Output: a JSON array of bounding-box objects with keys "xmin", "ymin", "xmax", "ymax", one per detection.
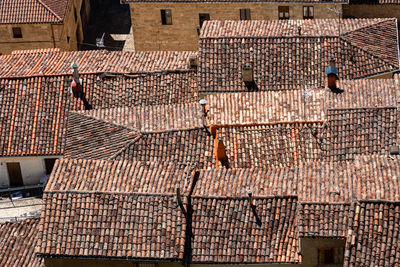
[
  {"xmin": 248, "ymin": 189, "xmax": 252, "ymax": 195},
  {"xmin": 243, "ymin": 63, "xmax": 252, "ymax": 70},
  {"xmin": 199, "ymin": 99, "xmax": 206, "ymax": 106},
  {"xmin": 389, "ymin": 145, "xmax": 400, "ymax": 155},
  {"xmin": 71, "ymin": 62, "xmax": 79, "ymax": 69}
]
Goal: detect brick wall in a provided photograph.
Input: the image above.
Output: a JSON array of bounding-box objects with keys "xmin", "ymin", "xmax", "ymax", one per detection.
[{"xmin": 130, "ymin": 3, "xmax": 342, "ymax": 51}]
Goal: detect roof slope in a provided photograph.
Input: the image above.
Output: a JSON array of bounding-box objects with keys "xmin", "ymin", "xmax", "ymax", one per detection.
[
  {"xmin": 191, "ymin": 196, "xmax": 299, "ymax": 264},
  {"xmin": 39, "ymin": 158, "xmax": 191, "ymax": 260},
  {"xmin": 124, "ymin": 0, "xmax": 347, "ymax": 3},
  {"xmin": 344, "ymin": 201, "xmax": 400, "ymax": 266},
  {"xmin": 0, "ymin": 50, "xmax": 196, "ymax": 78},
  {"xmin": 66, "ymin": 104, "xmax": 215, "ymax": 168},
  {"xmin": 0, "ymin": 218, "xmax": 42, "ymax": 267},
  {"xmin": 0, "ymin": 51, "xmax": 198, "ymax": 157},
  {"xmin": 0, "ymin": 0, "xmax": 67, "ymax": 24},
  {"xmin": 199, "ymin": 19, "xmax": 399, "ymax": 92}
]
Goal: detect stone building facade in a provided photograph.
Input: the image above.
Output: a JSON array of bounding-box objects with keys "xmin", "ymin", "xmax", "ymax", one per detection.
[
  {"xmin": 0, "ymin": 0, "xmax": 90, "ymax": 55},
  {"xmin": 125, "ymin": 1, "xmax": 345, "ymax": 51},
  {"xmin": 343, "ymin": 1, "xmax": 400, "ymax": 21}
]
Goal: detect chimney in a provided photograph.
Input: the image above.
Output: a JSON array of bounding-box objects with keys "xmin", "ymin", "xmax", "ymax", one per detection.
[
  {"xmin": 242, "ymin": 63, "xmax": 254, "ymax": 83},
  {"xmin": 298, "ymin": 26, "xmax": 302, "ymax": 36},
  {"xmin": 189, "ymin": 54, "xmax": 198, "ymax": 69},
  {"xmin": 70, "ymin": 62, "xmax": 92, "ymax": 110},
  {"xmin": 389, "ymin": 145, "xmax": 400, "ymax": 155},
  {"xmin": 325, "ymin": 58, "xmax": 339, "ymax": 91},
  {"xmin": 199, "ymin": 99, "xmax": 207, "ymax": 116},
  {"xmin": 215, "ymin": 138, "xmax": 229, "ymax": 168}
]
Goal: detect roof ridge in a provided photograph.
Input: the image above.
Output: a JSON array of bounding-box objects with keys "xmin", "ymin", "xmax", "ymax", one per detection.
[
  {"xmin": 44, "ymin": 190, "xmax": 177, "ymax": 197},
  {"xmin": 36, "ymin": 0, "xmax": 63, "ymax": 21}
]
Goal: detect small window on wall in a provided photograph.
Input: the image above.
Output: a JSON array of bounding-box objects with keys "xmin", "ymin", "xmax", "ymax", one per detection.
[
  {"xmin": 12, "ymin": 27, "xmax": 22, "ymax": 38},
  {"xmin": 318, "ymin": 247, "xmax": 344, "ymax": 265},
  {"xmin": 161, "ymin": 9, "xmax": 172, "ymax": 25},
  {"xmin": 303, "ymin": 6, "xmax": 314, "ymax": 19},
  {"xmin": 240, "ymin": 9, "xmax": 251, "ymax": 20},
  {"xmin": 44, "ymin": 158, "xmax": 57, "ymax": 175},
  {"xmin": 199, "ymin": 13, "xmax": 210, "ymax": 28},
  {"xmin": 278, "ymin": 6, "xmax": 289, "ymax": 20}
]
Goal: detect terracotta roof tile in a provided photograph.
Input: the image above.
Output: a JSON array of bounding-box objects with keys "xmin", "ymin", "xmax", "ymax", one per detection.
[
  {"xmin": 0, "ymin": 50, "xmax": 196, "ymax": 78},
  {"xmin": 191, "ymin": 196, "xmax": 300, "ymax": 264},
  {"xmin": 0, "ymin": 0, "xmax": 67, "ymax": 24},
  {"xmin": 193, "ymin": 155, "xmax": 400, "ymax": 202},
  {"xmin": 39, "ymin": 158, "xmax": 191, "ymax": 260},
  {"xmin": 0, "ymin": 69, "xmax": 198, "ymax": 157},
  {"xmin": 0, "ymin": 218, "xmax": 42, "ymax": 267},
  {"xmin": 199, "ymin": 19, "xmax": 399, "ymax": 92},
  {"xmin": 124, "ymin": 0, "xmax": 347, "ymax": 3},
  {"xmin": 298, "ymin": 203, "xmax": 352, "ymax": 238},
  {"xmin": 45, "ymin": 158, "xmax": 194, "ymax": 194},
  {"xmin": 65, "ymin": 103, "xmax": 214, "ymax": 168},
  {"xmin": 344, "ymin": 201, "xmax": 400, "ymax": 266},
  {"xmin": 38, "ymin": 192, "xmax": 186, "ymax": 260}
]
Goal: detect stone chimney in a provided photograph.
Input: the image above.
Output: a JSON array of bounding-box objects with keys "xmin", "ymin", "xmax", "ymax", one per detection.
[{"xmin": 325, "ymin": 58, "xmax": 339, "ymax": 91}]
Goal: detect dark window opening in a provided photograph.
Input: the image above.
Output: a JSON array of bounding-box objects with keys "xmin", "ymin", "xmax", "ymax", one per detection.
[
  {"xmin": 12, "ymin": 27, "xmax": 22, "ymax": 38},
  {"xmin": 67, "ymin": 36, "xmax": 70, "ymax": 43},
  {"xmin": 6, "ymin": 162, "xmax": 24, "ymax": 187},
  {"xmin": 199, "ymin": 13, "xmax": 210, "ymax": 28},
  {"xmin": 161, "ymin": 9, "xmax": 172, "ymax": 25},
  {"xmin": 303, "ymin": 6, "xmax": 314, "ymax": 19},
  {"xmin": 44, "ymin": 158, "xmax": 57, "ymax": 175},
  {"xmin": 240, "ymin": 9, "xmax": 251, "ymax": 20},
  {"xmin": 74, "ymin": 7, "xmax": 78, "ymax": 22},
  {"xmin": 278, "ymin": 6, "xmax": 289, "ymax": 20},
  {"xmin": 318, "ymin": 247, "xmax": 344, "ymax": 265}
]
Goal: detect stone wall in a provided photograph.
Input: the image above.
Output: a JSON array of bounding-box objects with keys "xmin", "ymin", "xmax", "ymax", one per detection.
[
  {"xmin": 0, "ymin": 0, "xmax": 90, "ymax": 54},
  {"xmin": 343, "ymin": 4, "xmax": 400, "ymax": 19},
  {"xmin": 130, "ymin": 3, "xmax": 342, "ymax": 51}
]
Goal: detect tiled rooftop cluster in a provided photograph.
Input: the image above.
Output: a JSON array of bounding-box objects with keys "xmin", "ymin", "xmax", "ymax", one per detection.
[
  {"xmin": 0, "ymin": 51, "xmax": 198, "ymax": 157},
  {"xmin": 1, "ymin": 17, "xmax": 400, "ymax": 267},
  {"xmin": 38, "ymin": 155, "xmax": 400, "ymax": 263},
  {"xmin": 199, "ymin": 19, "xmax": 399, "ymax": 92}
]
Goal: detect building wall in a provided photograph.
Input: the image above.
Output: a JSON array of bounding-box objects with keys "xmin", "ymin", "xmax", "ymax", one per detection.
[
  {"xmin": 130, "ymin": 3, "xmax": 342, "ymax": 51},
  {"xmin": 343, "ymin": 4, "xmax": 400, "ymax": 19},
  {"xmin": 44, "ymin": 259, "xmax": 183, "ymax": 267},
  {"xmin": 0, "ymin": 156, "xmax": 60, "ymax": 188},
  {"xmin": 0, "ymin": 0, "xmax": 90, "ymax": 54}
]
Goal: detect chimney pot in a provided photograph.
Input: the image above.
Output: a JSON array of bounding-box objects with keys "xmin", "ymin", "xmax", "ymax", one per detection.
[
  {"xmin": 389, "ymin": 145, "xmax": 400, "ymax": 155},
  {"xmin": 242, "ymin": 63, "xmax": 253, "ymax": 82},
  {"xmin": 189, "ymin": 55, "xmax": 198, "ymax": 68},
  {"xmin": 325, "ymin": 58, "xmax": 338, "ymax": 90}
]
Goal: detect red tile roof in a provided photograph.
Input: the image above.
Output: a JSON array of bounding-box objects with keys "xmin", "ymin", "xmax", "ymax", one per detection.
[
  {"xmin": 65, "ymin": 103, "xmax": 215, "ymax": 168},
  {"xmin": 344, "ymin": 201, "xmax": 400, "ymax": 266},
  {"xmin": 298, "ymin": 203, "xmax": 352, "ymax": 238},
  {"xmin": 0, "ymin": 0, "xmax": 68, "ymax": 24},
  {"xmin": 0, "ymin": 65, "xmax": 198, "ymax": 157},
  {"xmin": 39, "ymin": 158, "xmax": 191, "ymax": 260},
  {"xmin": 199, "ymin": 19, "xmax": 399, "ymax": 92},
  {"xmin": 39, "ymin": 192, "xmax": 186, "ymax": 260},
  {"xmin": 45, "ymin": 158, "xmax": 194, "ymax": 194},
  {"xmin": 191, "ymin": 196, "xmax": 300, "ymax": 264},
  {"xmin": 0, "ymin": 50, "xmax": 196, "ymax": 78},
  {"xmin": 0, "ymin": 218, "xmax": 42, "ymax": 267},
  {"xmin": 193, "ymin": 155, "xmax": 400, "ymax": 202}
]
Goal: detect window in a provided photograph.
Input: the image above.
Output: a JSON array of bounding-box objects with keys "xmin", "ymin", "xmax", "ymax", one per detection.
[
  {"xmin": 240, "ymin": 9, "xmax": 251, "ymax": 20},
  {"xmin": 74, "ymin": 7, "xmax": 78, "ymax": 22},
  {"xmin": 44, "ymin": 158, "xmax": 57, "ymax": 175},
  {"xmin": 6, "ymin": 162, "xmax": 23, "ymax": 187},
  {"xmin": 67, "ymin": 36, "xmax": 70, "ymax": 43},
  {"xmin": 12, "ymin": 27, "xmax": 22, "ymax": 38},
  {"xmin": 199, "ymin": 13, "xmax": 210, "ymax": 28},
  {"xmin": 161, "ymin": 9, "xmax": 172, "ymax": 25},
  {"xmin": 303, "ymin": 6, "xmax": 314, "ymax": 19},
  {"xmin": 318, "ymin": 247, "xmax": 344, "ymax": 265},
  {"xmin": 278, "ymin": 6, "xmax": 289, "ymax": 20}
]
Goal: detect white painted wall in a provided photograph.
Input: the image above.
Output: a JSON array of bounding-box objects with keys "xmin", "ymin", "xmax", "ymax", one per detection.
[{"xmin": 0, "ymin": 156, "xmax": 61, "ymax": 188}]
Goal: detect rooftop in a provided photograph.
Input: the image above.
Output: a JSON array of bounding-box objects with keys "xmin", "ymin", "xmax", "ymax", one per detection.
[
  {"xmin": 199, "ymin": 19, "xmax": 399, "ymax": 92},
  {"xmin": 0, "ymin": 0, "xmax": 68, "ymax": 24}
]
